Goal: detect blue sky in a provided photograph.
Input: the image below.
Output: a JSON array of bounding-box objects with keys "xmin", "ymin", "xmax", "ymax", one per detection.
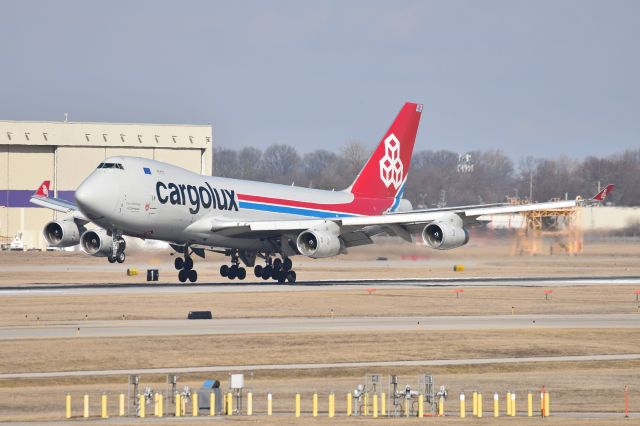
[{"xmin": 1, "ymin": 0, "xmax": 638, "ymax": 158}]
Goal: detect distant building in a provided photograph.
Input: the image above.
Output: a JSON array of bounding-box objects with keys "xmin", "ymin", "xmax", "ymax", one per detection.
[{"xmin": 0, "ymin": 120, "xmax": 212, "ymax": 249}]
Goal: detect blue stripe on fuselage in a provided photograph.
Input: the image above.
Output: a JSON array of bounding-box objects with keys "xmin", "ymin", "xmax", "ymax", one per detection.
[
  {"xmin": 238, "ymin": 201, "xmax": 357, "ymax": 218},
  {"xmin": 389, "ymin": 182, "xmax": 406, "ymax": 212}
]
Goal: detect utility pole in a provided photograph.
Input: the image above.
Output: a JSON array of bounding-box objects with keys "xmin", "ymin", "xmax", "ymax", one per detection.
[{"xmin": 529, "ymin": 170, "xmax": 533, "ymax": 202}]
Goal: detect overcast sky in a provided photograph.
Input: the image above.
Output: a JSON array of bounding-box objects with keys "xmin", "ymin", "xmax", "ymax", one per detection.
[{"xmin": 1, "ymin": 0, "xmax": 638, "ymax": 159}]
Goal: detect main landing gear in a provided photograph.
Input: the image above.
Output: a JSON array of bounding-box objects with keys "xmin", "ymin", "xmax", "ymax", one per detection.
[
  {"xmin": 217, "ymin": 251, "xmax": 296, "ymax": 284},
  {"xmin": 254, "ymin": 256, "xmax": 296, "ymax": 284},
  {"xmin": 219, "ymin": 252, "xmax": 247, "ymax": 280},
  {"xmin": 175, "ymin": 252, "xmax": 198, "ymax": 283}
]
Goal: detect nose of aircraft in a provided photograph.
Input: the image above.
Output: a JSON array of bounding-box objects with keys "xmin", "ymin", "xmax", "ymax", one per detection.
[{"xmin": 75, "ymin": 172, "xmax": 113, "ymax": 218}]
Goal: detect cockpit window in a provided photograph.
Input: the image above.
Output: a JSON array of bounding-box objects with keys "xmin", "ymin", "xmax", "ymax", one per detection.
[{"xmin": 97, "ymin": 162, "xmax": 124, "ymax": 169}]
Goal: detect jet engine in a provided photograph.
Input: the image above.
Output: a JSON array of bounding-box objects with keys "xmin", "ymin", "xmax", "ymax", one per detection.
[
  {"xmin": 422, "ymin": 213, "xmax": 469, "ymax": 250},
  {"xmin": 80, "ymin": 229, "xmax": 113, "ymax": 257},
  {"xmin": 43, "ymin": 219, "xmax": 84, "ymax": 247},
  {"xmin": 296, "ymin": 222, "xmax": 342, "ymax": 258}
]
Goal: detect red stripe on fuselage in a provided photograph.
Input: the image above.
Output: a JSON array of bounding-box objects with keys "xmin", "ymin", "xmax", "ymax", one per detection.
[{"xmin": 237, "ymin": 193, "xmax": 394, "ymax": 216}]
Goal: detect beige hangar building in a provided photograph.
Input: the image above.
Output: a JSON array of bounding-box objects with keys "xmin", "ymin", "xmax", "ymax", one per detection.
[{"xmin": 0, "ymin": 120, "xmax": 212, "ymax": 250}]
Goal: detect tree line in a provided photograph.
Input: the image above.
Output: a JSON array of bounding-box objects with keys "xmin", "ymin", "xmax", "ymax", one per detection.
[{"xmin": 213, "ymin": 142, "xmax": 640, "ymax": 207}]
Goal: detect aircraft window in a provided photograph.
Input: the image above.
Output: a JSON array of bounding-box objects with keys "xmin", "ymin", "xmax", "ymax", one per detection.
[{"xmin": 97, "ymin": 163, "xmax": 124, "ymax": 169}]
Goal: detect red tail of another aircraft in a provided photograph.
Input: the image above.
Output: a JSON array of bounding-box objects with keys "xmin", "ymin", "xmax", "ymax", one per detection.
[{"xmin": 349, "ymin": 102, "xmax": 422, "ymax": 200}]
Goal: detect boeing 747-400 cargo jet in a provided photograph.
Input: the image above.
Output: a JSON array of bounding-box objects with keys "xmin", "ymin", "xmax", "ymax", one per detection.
[{"xmin": 30, "ymin": 102, "xmax": 612, "ymax": 283}]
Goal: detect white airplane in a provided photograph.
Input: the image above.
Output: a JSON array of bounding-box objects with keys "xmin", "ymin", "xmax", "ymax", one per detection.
[{"xmin": 30, "ymin": 102, "xmax": 611, "ymax": 283}]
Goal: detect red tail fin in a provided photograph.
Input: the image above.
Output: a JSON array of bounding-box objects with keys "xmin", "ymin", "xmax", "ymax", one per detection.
[
  {"xmin": 592, "ymin": 184, "xmax": 614, "ymax": 201},
  {"xmin": 349, "ymin": 102, "xmax": 423, "ymax": 199},
  {"xmin": 34, "ymin": 180, "xmax": 51, "ymax": 197}
]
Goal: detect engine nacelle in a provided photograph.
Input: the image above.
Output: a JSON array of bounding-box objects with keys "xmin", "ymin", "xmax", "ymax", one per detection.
[
  {"xmin": 422, "ymin": 213, "xmax": 469, "ymax": 250},
  {"xmin": 43, "ymin": 219, "xmax": 84, "ymax": 247},
  {"xmin": 296, "ymin": 222, "xmax": 342, "ymax": 258},
  {"xmin": 80, "ymin": 229, "xmax": 113, "ymax": 257}
]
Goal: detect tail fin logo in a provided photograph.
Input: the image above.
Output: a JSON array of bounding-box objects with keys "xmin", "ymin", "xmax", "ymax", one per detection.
[
  {"xmin": 42, "ymin": 184, "xmax": 49, "ymax": 197},
  {"xmin": 379, "ymin": 133, "xmax": 403, "ymax": 189}
]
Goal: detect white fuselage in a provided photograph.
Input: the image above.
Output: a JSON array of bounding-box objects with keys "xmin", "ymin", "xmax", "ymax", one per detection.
[{"xmin": 74, "ymin": 156, "xmax": 401, "ymax": 250}]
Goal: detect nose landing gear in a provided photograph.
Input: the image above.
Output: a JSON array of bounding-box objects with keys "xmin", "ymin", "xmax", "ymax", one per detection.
[{"xmin": 107, "ymin": 238, "xmax": 126, "ymax": 264}]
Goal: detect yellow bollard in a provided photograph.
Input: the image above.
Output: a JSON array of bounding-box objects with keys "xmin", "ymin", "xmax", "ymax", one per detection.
[
  {"xmin": 227, "ymin": 392, "xmax": 233, "ymax": 416},
  {"xmin": 139, "ymin": 394, "xmax": 145, "ymax": 418},
  {"xmin": 511, "ymin": 392, "xmax": 516, "ymax": 417},
  {"xmin": 295, "ymin": 393, "xmax": 301, "ymax": 417},
  {"xmin": 158, "ymin": 395, "xmax": 163, "ymax": 418},
  {"xmin": 477, "ymin": 393, "xmax": 482, "ymax": 418},
  {"xmin": 247, "ymin": 392, "xmax": 253, "ymax": 416},
  {"xmin": 83, "ymin": 394, "xmax": 89, "ymax": 418},
  {"xmin": 438, "ymin": 395, "xmax": 444, "ymax": 416},
  {"xmin": 404, "ymin": 398, "xmax": 409, "ymax": 417},
  {"xmin": 381, "ymin": 392, "xmax": 386, "ymax": 416},
  {"xmin": 373, "ymin": 394, "xmax": 378, "ymax": 418},
  {"xmin": 101, "ymin": 393, "xmax": 108, "ymax": 419},
  {"xmin": 418, "ymin": 394, "xmax": 424, "ymax": 417},
  {"xmin": 494, "ymin": 392, "xmax": 499, "ymax": 417},
  {"xmin": 544, "ymin": 392, "xmax": 550, "ymax": 417},
  {"xmin": 175, "ymin": 393, "xmax": 181, "ymax": 417},
  {"xmin": 192, "ymin": 393, "xmax": 198, "ymax": 417},
  {"xmin": 65, "ymin": 394, "xmax": 71, "ymax": 419},
  {"xmin": 346, "ymin": 392, "xmax": 352, "ymax": 416},
  {"xmin": 154, "ymin": 393, "xmax": 159, "ymax": 416},
  {"xmin": 527, "ymin": 392, "xmax": 533, "ymax": 417},
  {"xmin": 506, "ymin": 391, "xmax": 511, "ymax": 416},
  {"xmin": 472, "ymin": 391, "xmax": 477, "ymax": 416},
  {"xmin": 267, "ymin": 392, "xmax": 273, "ymax": 416},
  {"xmin": 364, "ymin": 392, "xmax": 369, "ymax": 416},
  {"xmin": 312, "ymin": 393, "xmax": 318, "ymax": 417},
  {"xmin": 210, "ymin": 392, "xmax": 215, "ymax": 416},
  {"xmin": 329, "ymin": 393, "xmax": 335, "ymax": 418},
  {"xmin": 119, "ymin": 393, "xmax": 125, "ymax": 416},
  {"xmin": 460, "ymin": 392, "xmax": 466, "ymax": 418}
]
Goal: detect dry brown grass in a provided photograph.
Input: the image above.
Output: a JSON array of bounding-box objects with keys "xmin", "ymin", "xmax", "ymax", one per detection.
[
  {"xmin": 1, "ymin": 285, "xmax": 638, "ymax": 326},
  {"xmin": 2, "ymin": 328, "xmax": 639, "ymax": 375}
]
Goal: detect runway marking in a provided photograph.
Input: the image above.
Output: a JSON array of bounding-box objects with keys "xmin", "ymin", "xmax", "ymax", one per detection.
[{"xmin": 2, "ymin": 353, "xmax": 639, "ymax": 379}]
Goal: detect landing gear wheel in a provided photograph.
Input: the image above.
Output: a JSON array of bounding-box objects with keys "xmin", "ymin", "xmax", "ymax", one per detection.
[
  {"xmin": 283, "ymin": 258, "xmax": 293, "ymax": 271},
  {"xmin": 286, "ymin": 271, "xmax": 297, "ymax": 284},
  {"xmin": 108, "ymin": 255, "xmax": 117, "ymax": 264},
  {"xmin": 178, "ymin": 269, "xmax": 188, "ymax": 283},
  {"xmin": 116, "ymin": 251, "xmax": 126, "ymax": 263},
  {"xmin": 276, "ymin": 272, "xmax": 286, "ymax": 284},
  {"xmin": 237, "ymin": 267, "xmax": 246, "ymax": 280},
  {"xmin": 273, "ymin": 258, "xmax": 282, "ymax": 271},
  {"xmin": 183, "ymin": 257, "xmax": 193, "ymax": 271},
  {"xmin": 262, "ymin": 265, "xmax": 272, "ymax": 281},
  {"xmin": 220, "ymin": 264, "xmax": 229, "ymax": 277},
  {"xmin": 188, "ymin": 269, "xmax": 198, "ymax": 283},
  {"xmin": 254, "ymin": 265, "xmax": 263, "ymax": 277},
  {"xmin": 228, "ymin": 265, "xmax": 238, "ymax": 280},
  {"xmin": 174, "ymin": 257, "xmax": 184, "ymax": 270}
]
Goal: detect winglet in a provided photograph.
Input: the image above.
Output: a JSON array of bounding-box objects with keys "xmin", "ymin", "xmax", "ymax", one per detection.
[
  {"xmin": 34, "ymin": 180, "xmax": 51, "ymax": 198},
  {"xmin": 592, "ymin": 184, "xmax": 614, "ymax": 202}
]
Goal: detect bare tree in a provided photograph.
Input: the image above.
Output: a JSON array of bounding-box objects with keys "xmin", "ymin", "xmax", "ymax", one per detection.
[{"xmin": 261, "ymin": 144, "xmax": 300, "ymax": 184}]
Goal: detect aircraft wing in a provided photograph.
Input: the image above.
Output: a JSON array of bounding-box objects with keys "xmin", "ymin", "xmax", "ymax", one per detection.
[
  {"xmin": 29, "ymin": 180, "xmax": 89, "ymax": 222},
  {"xmin": 186, "ymin": 198, "xmax": 579, "ymax": 246}
]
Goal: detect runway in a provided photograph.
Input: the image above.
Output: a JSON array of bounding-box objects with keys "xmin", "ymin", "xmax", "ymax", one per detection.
[
  {"xmin": 1, "ymin": 275, "xmax": 639, "ymax": 296},
  {"xmin": 2, "ymin": 353, "xmax": 639, "ymax": 379},
  {"xmin": 1, "ymin": 313, "xmax": 638, "ymax": 340}
]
